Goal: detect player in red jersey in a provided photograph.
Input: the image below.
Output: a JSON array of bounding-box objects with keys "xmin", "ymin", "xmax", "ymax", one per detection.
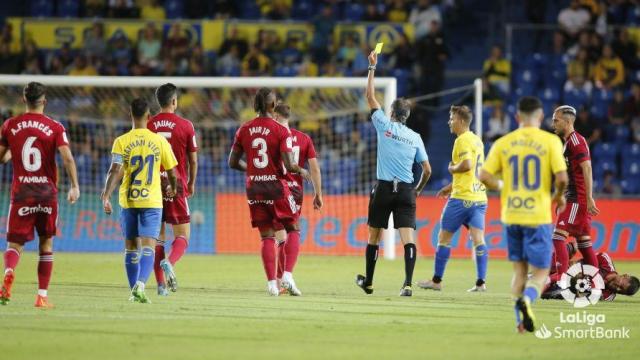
[
  {"xmin": 272, "ymin": 103, "xmax": 322, "ymax": 296},
  {"xmin": 0, "ymin": 82, "xmax": 80, "ymax": 308},
  {"xmin": 148, "ymin": 83, "xmax": 198, "ymax": 296},
  {"xmin": 543, "ymin": 242, "xmax": 640, "ymax": 301},
  {"xmin": 228, "ymin": 88, "xmax": 310, "ymax": 296},
  {"xmin": 551, "ymin": 105, "xmax": 600, "ymax": 278}
]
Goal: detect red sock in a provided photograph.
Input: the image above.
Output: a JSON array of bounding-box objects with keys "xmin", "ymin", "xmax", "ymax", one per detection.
[
  {"xmin": 577, "ymin": 239, "xmax": 598, "ymax": 268},
  {"xmin": 37, "ymin": 252, "xmax": 53, "ymax": 291},
  {"xmin": 284, "ymin": 231, "xmax": 300, "ymax": 273},
  {"xmin": 261, "ymin": 237, "xmax": 277, "ymax": 281},
  {"xmin": 4, "ymin": 248, "xmax": 20, "ymax": 272},
  {"xmin": 552, "ymin": 233, "xmax": 569, "ymax": 281},
  {"xmin": 154, "ymin": 244, "xmax": 166, "ymax": 285},
  {"xmin": 168, "ymin": 236, "xmax": 188, "ymax": 265},
  {"xmin": 277, "ymin": 242, "xmax": 285, "ymax": 280}
]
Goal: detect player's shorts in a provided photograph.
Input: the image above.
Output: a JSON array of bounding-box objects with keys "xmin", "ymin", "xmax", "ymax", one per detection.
[
  {"xmin": 440, "ymin": 198, "xmax": 487, "ymax": 233},
  {"xmin": 6, "ymin": 201, "xmax": 58, "ymax": 244},
  {"xmin": 555, "ymin": 202, "xmax": 591, "ymax": 237},
  {"xmin": 505, "ymin": 224, "xmax": 553, "ymax": 269},
  {"xmin": 368, "ymin": 180, "xmax": 417, "ymax": 229},
  {"xmin": 120, "ymin": 208, "xmax": 163, "ymax": 240},
  {"xmin": 162, "ymin": 195, "xmax": 190, "ymax": 225},
  {"xmin": 273, "ymin": 182, "xmax": 303, "ymax": 231}
]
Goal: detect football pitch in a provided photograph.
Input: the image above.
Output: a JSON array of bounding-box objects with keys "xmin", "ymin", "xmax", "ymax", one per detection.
[{"xmin": 1, "ymin": 253, "xmax": 638, "ymax": 360}]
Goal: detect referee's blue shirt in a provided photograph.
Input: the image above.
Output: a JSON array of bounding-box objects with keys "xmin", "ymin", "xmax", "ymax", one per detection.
[{"xmin": 371, "ymin": 109, "xmax": 429, "ymax": 184}]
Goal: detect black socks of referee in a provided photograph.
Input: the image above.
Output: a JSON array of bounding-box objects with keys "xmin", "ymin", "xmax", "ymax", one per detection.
[
  {"xmin": 364, "ymin": 244, "xmax": 379, "ymax": 286},
  {"xmin": 404, "ymin": 243, "xmax": 416, "ymax": 287}
]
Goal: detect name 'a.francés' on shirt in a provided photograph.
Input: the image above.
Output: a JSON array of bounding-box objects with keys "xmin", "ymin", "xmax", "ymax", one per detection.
[
  {"xmin": 249, "ymin": 126, "xmax": 271, "ymax": 136},
  {"xmin": 152, "ymin": 120, "xmax": 176, "ymax": 130},
  {"xmin": 10, "ymin": 120, "xmax": 54, "ymax": 136}
]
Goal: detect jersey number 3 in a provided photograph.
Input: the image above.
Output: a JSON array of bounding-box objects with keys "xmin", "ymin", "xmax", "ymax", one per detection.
[{"xmin": 252, "ymin": 138, "xmax": 268, "ymax": 168}]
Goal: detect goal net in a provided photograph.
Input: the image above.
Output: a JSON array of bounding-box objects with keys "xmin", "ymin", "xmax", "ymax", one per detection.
[{"xmin": 0, "ymin": 75, "xmax": 408, "ymax": 257}]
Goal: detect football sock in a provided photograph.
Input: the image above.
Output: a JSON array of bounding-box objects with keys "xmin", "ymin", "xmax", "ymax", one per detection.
[
  {"xmin": 37, "ymin": 252, "xmax": 53, "ymax": 294},
  {"xmin": 433, "ymin": 245, "xmax": 451, "ymax": 283},
  {"xmin": 552, "ymin": 232, "xmax": 569, "ymax": 280},
  {"xmin": 4, "ymin": 248, "xmax": 20, "ymax": 273},
  {"xmin": 168, "ymin": 236, "xmax": 188, "ymax": 265},
  {"xmin": 276, "ymin": 241, "xmax": 285, "ymax": 280},
  {"xmin": 364, "ymin": 244, "xmax": 379, "ymax": 287},
  {"xmin": 523, "ymin": 279, "xmax": 543, "ymax": 304},
  {"xmin": 284, "ymin": 231, "xmax": 300, "ymax": 273},
  {"xmin": 577, "ymin": 239, "xmax": 598, "ymax": 268},
  {"xmin": 403, "ymin": 243, "xmax": 416, "ymax": 287},
  {"xmin": 261, "ymin": 237, "xmax": 277, "ymax": 281},
  {"xmin": 138, "ymin": 246, "xmax": 155, "ymax": 284},
  {"xmin": 124, "ymin": 250, "xmax": 140, "ymax": 289},
  {"xmin": 475, "ymin": 244, "xmax": 488, "ymax": 284},
  {"xmin": 154, "ymin": 242, "xmax": 166, "ymax": 285}
]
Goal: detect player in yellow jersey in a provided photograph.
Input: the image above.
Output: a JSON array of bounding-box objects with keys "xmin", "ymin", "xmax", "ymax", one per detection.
[
  {"xmin": 101, "ymin": 98, "xmax": 178, "ymax": 303},
  {"xmin": 418, "ymin": 105, "xmax": 489, "ymax": 292},
  {"xmin": 479, "ymin": 96, "xmax": 568, "ymax": 334}
]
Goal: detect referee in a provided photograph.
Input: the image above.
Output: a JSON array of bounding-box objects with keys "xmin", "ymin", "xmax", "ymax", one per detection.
[{"xmin": 356, "ymin": 50, "xmax": 432, "ymax": 297}]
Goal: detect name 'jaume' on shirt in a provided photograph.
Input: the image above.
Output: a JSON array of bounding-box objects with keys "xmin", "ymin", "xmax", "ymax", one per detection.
[
  {"xmin": 122, "ymin": 138, "xmax": 161, "ymax": 163},
  {"xmin": 152, "ymin": 120, "xmax": 176, "ymax": 130},
  {"xmin": 10, "ymin": 120, "xmax": 54, "ymax": 137}
]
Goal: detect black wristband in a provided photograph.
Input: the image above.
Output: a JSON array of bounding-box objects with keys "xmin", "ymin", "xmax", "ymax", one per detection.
[{"xmin": 368, "ymin": 65, "xmax": 376, "ymax": 71}]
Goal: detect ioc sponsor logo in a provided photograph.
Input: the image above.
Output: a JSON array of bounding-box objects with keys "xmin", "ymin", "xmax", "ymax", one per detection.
[
  {"xmin": 18, "ymin": 204, "xmax": 53, "ymax": 216},
  {"xmin": 507, "ymin": 196, "xmax": 535, "ymax": 209},
  {"xmin": 128, "ymin": 188, "xmax": 150, "ymax": 199}
]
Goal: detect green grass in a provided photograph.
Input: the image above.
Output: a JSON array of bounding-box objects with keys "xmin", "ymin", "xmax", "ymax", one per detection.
[{"xmin": 1, "ymin": 253, "xmax": 638, "ymax": 360}]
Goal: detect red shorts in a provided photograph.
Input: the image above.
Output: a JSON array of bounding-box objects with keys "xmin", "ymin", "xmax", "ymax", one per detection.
[
  {"xmin": 555, "ymin": 202, "xmax": 591, "ymax": 237},
  {"xmin": 162, "ymin": 195, "xmax": 190, "ymax": 225},
  {"xmin": 273, "ymin": 182, "xmax": 303, "ymax": 231},
  {"xmin": 6, "ymin": 201, "xmax": 58, "ymax": 244},
  {"xmin": 248, "ymin": 185, "xmax": 299, "ymax": 229}
]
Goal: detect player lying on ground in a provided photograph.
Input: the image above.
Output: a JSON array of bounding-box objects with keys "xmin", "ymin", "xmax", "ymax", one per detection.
[
  {"xmin": 0, "ymin": 82, "xmax": 80, "ymax": 308},
  {"xmin": 542, "ymin": 242, "xmax": 640, "ymax": 301},
  {"xmin": 148, "ymin": 83, "xmax": 198, "ymax": 296},
  {"xmin": 550, "ymin": 105, "xmax": 600, "ymax": 279},
  {"xmin": 418, "ymin": 105, "xmax": 489, "ymax": 292},
  {"xmin": 101, "ymin": 98, "xmax": 178, "ymax": 303},
  {"xmin": 479, "ymin": 96, "xmax": 568, "ymax": 334},
  {"xmin": 228, "ymin": 88, "xmax": 310, "ymax": 296},
  {"xmin": 356, "ymin": 50, "xmax": 431, "ymax": 296},
  {"xmin": 272, "ymin": 102, "xmax": 322, "ymax": 296}
]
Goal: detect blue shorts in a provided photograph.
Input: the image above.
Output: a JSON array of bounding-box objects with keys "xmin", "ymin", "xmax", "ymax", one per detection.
[
  {"xmin": 504, "ymin": 224, "xmax": 553, "ymax": 269},
  {"xmin": 440, "ymin": 198, "xmax": 487, "ymax": 233},
  {"xmin": 120, "ymin": 208, "xmax": 162, "ymax": 240}
]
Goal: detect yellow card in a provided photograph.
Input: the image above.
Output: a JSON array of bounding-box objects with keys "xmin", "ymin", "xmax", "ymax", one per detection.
[{"xmin": 374, "ymin": 42, "xmax": 383, "ymax": 54}]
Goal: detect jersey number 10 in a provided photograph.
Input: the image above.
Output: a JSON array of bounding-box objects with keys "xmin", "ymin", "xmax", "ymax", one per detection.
[{"xmin": 508, "ymin": 154, "xmax": 541, "ymax": 190}]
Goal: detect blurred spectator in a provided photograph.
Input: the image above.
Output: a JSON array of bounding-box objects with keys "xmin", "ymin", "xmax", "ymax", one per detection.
[
  {"xmin": 84, "ymin": 0, "xmax": 105, "ymax": 17},
  {"xmin": 482, "ymin": 76, "xmax": 503, "ymax": 105},
  {"xmin": 351, "ymin": 45, "xmax": 370, "ymax": 76},
  {"xmin": 0, "ymin": 43, "xmax": 21, "ymax": 74},
  {"xmin": 22, "ymin": 58, "xmax": 43, "ymax": 75},
  {"xmin": 632, "ymin": 119, "xmax": 640, "ymax": 143},
  {"xmin": 109, "ymin": 33, "xmax": 133, "ymax": 75},
  {"xmin": 626, "ymin": 82, "xmax": 640, "ymax": 121},
  {"xmin": 336, "ymin": 35, "xmax": 359, "ymax": 69},
  {"xmin": 611, "ymin": 28, "xmax": 639, "ymax": 71},
  {"xmin": 575, "ymin": 106, "xmax": 601, "ymax": 145},
  {"xmin": 363, "ymin": 4, "xmax": 384, "ymax": 22},
  {"xmin": 609, "ymin": 89, "xmax": 627, "ymax": 125},
  {"xmin": 22, "ymin": 39, "xmax": 44, "ymax": 72},
  {"xmin": 279, "ymin": 37, "xmax": 302, "ymax": 65},
  {"xmin": 297, "ymin": 55, "xmax": 319, "ymax": 76},
  {"xmin": 242, "ymin": 45, "xmax": 271, "ymax": 76},
  {"xmin": 137, "ymin": 23, "xmax": 162, "ymax": 71},
  {"xmin": 216, "ymin": 45, "xmax": 241, "ymax": 75},
  {"xmin": 387, "ymin": 33, "xmax": 413, "ymax": 70},
  {"xmin": 600, "ymin": 171, "xmax": 621, "ymax": 195},
  {"xmin": 255, "ymin": 30, "xmax": 280, "ymax": 61},
  {"xmin": 410, "ymin": 0, "xmax": 442, "ymax": 40},
  {"xmin": 47, "ymin": 55, "xmax": 67, "ymax": 75},
  {"xmin": 594, "ymin": 44, "xmax": 625, "ymax": 90},
  {"xmin": 605, "ymin": 0, "xmax": 628, "ymax": 25},
  {"xmin": 83, "ymin": 22, "xmax": 107, "ymax": 60},
  {"xmin": 549, "ymin": 31, "xmax": 566, "ymax": 56},
  {"xmin": 210, "ymin": 0, "xmax": 236, "ymax": 18},
  {"xmin": 567, "ymin": 30, "xmax": 590, "ymax": 58},
  {"xmin": 587, "ymin": 32, "xmax": 603, "ymax": 63},
  {"xmin": 188, "ymin": 45, "xmax": 207, "ymax": 76},
  {"xmin": 416, "ymin": 21, "xmax": 447, "ymax": 103},
  {"xmin": 483, "ymin": 45, "xmax": 511, "ymax": 94},
  {"xmin": 485, "ymin": 105, "xmax": 509, "ymax": 142},
  {"xmin": 108, "ymin": 0, "xmax": 137, "ymax": 18},
  {"xmin": 1, "ymin": 23, "xmax": 13, "ymax": 49},
  {"xmin": 565, "ymin": 48, "xmax": 594, "ymax": 95},
  {"xmin": 164, "ymin": 24, "xmax": 190, "ymax": 61},
  {"xmin": 68, "ymin": 55, "xmax": 98, "ymax": 76},
  {"xmin": 558, "ymin": 0, "xmax": 591, "ymax": 39},
  {"xmin": 387, "ymin": 0, "xmax": 409, "ymax": 22},
  {"xmin": 219, "ymin": 27, "xmax": 249, "ymax": 59},
  {"xmin": 141, "ymin": 0, "xmax": 166, "ymax": 20},
  {"xmin": 54, "ymin": 42, "xmax": 75, "ymax": 69},
  {"xmin": 310, "ymin": 6, "xmax": 336, "ymax": 66},
  {"xmin": 259, "ymin": 0, "xmax": 292, "ymax": 20}
]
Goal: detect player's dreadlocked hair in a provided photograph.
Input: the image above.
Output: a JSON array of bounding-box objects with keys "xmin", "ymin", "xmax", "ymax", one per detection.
[
  {"xmin": 391, "ymin": 98, "xmax": 411, "ymax": 123},
  {"xmin": 625, "ymin": 276, "xmax": 640, "ymax": 296},
  {"xmin": 23, "ymin": 82, "xmax": 46, "ymax": 107},
  {"xmin": 156, "ymin": 83, "xmax": 178, "ymax": 108},
  {"xmin": 254, "ymin": 87, "xmax": 275, "ymax": 115}
]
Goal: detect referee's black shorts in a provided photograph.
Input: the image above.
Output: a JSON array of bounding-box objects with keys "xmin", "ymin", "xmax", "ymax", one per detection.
[{"xmin": 367, "ymin": 180, "xmax": 417, "ymax": 229}]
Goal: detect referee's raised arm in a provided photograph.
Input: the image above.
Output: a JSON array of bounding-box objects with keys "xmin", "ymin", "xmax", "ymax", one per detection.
[{"xmin": 366, "ymin": 51, "xmax": 381, "ymax": 110}]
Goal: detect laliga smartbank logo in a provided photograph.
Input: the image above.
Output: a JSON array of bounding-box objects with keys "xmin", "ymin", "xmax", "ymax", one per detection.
[{"xmin": 558, "ymin": 263, "xmax": 604, "ymax": 308}]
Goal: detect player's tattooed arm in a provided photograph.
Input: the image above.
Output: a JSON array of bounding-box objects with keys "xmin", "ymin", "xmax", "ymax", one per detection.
[
  {"xmin": 365, "ymin": 51, "xmax": 381, "ymax": 110},
  {"xmin": 415, "ymin": 160, "xmax": 432, "ymax": 195},
  {"xmin": 101, "ymin": 162, "xmax": 124, "ymax": 215},
  {"xmin": 228, "ymin": 149, "xmax": 246, "ymax": 171},
  {"xmin": 282, "ymin": 151, "xmax": 309, "ymax": 180},
  {"xmin": 187, "ymin": 151, "xmax": 198, "ymax": 197},
  {"xmin": 166, "ymin": 167, "xmax": 178, "ymax": 198},
  {"xmin": 58, "ymin": 145, "xmax": 80, "ymax": 204},
  {"xmin": 579, "ymin": 160, "xmax": 600, "ymax": 216},
  {"xmin": 552, "ymin": 170, "xmax": 569, "ymax": 214}
]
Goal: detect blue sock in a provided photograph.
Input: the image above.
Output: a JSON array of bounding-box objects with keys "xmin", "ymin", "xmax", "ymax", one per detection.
[
  {"xmin": 137, "ymin": 246, "xmax": 155, "ymax": 285},
  {"xmin": 523, "ymin": 286, "xmax": 539, "ymax": 304},
  {"xmin": 433, "ymin": 245, "xmax": 451, "ymax": 281},
  {"xmin": 475, "ymin": 244, "xmax": 488, "ymax": 283},
  {"xmin": 124, "ymin": 250, "xmax": 140, "ymax": 289}
]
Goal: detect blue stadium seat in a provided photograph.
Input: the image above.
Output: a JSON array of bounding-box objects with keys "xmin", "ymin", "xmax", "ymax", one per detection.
[
  {"xmin": 165, "ymin": 0, "xmax": 184, "ymax": 19},
  {"xmin": 538, "ymin": 87, "xmax": 560, "ymax": 116},
  {"xmin": 344, "ymin": 3, "xmax": 364, "ymax": 21},
  {"xmin": 514, "ymin": 68, "xmax": 538, "ymax": 90},
  {"xmin": 239, "ymin": 0, "xmax": 261, "ymax": 19},
  {"xmin": 563, "ymin": 88, "xmax": 589, "ymax": 109},
  {"xmin": 75, "ymin": 153, "xmax": 93, "ymax": 186},
  {"xmin": 357, "ymin": 122, "xmax": 376, "ymax": 144},
  {"xmin": 30, "ymin": 0, "xmax": 53, "ymax": 17},
  {"xmin": 621, "ymin": 179, "xmax": 640, "ymax": 194},
  {"xmin": 543, "ymin": 54, "xmax": 568, "ymax": 91},
  {"xmin": 392, "ymin": 68, "xmax": 410, "ymax": 97},
  {"xmin": 622, "ymin": 158, "xmax": 640, "ymax": 178},
  {"xmin": 197, "ymin": 155, "xmax": 215, "ymax": 188},
  {"xmin": 590, "ymin": 89, "xmax": 613, "ymax": 121},
  {"xmin": 604, "ymin": 124, "xmax": 631, "ymax": 143},
  {"xmin": 623, "ymin": 142, "xmax": 640, "ymax": 160},
  {"xmin": 592, "ymin": 142, "xmax": 619, "ymax": 162},
  {"xmin": 593, "ymin": 159, "xmax": 618, "ymax": 179},
  {"xmin": 56, "ymin": 0, "xmax": 79, "ymax": 17},
  {"xmin": 274, "ymin": 65, "xmax": 297, "ymax": 77},
  {"xmin": 292, "ymin": 0, "xmax": 315, "ymax": 20}
]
